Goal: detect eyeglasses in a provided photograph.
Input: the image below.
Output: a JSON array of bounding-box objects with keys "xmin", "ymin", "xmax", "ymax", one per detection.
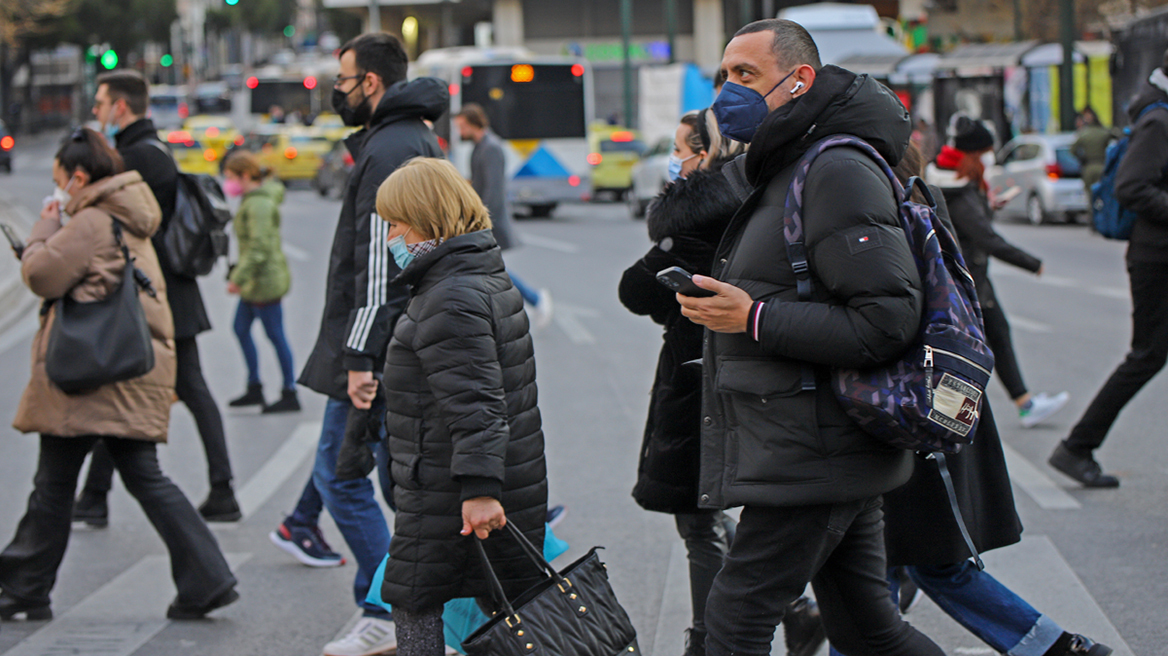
[{"xmin": 334, "ymin": 72, "xmax": 366, "ymax": 88}]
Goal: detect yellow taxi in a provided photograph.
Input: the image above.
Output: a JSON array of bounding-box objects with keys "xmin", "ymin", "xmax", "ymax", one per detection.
[
  {"xmin": 246, "ymin": 126, "xmax": 334, "ymax": 181},
  {"xmin": 183, "ymin": 115, "xmax": 243, "ymax": 160},
  {"xmin": 587, "ymin": 124, "xmax": 647, "ymax": 200},
  {"xmin": 159, "ymin": 129, "xmax": 220, "ymax": 176},
  {"xmin": 311, "ymin": 113, "xmax": 357, "ymax": 143}
]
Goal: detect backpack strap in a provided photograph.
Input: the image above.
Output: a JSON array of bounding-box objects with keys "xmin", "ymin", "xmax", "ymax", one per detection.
[
  {"xmin": 781, "ymin": 135, "xmax": 906, "ymax": 391},
  {"xmin": 928, "ymin": 452, "xmax": 985, "ymax": 571}
]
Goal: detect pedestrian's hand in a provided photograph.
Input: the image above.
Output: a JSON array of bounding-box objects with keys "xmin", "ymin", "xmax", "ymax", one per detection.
[
  {"xmin": 347, "ymin": 370, "xmax": 378, "ymax": 410},
  {"xmin": 227, "ymin": 282, "xmax": 240, "ymax": 295},
  {"xmin": 678, "ymin": 275, "xmax": 753, "ymax": 334},
  {"xmin": 40, "ymin": 200, "xmax": 60, "ymax": 224},
  {"xmin": 461, "ymin": 497, "xmax": 506, "ymax": 539}
]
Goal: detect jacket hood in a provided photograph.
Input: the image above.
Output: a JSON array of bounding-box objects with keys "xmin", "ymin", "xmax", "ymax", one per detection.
[
  {"xmin": 247, "ymin": 177, "xmax": 286, "ymax": 205},
  {"xmin": 394, "ymin": 229, "xmax": 502, "ymax": 287},
  {"xmin": 370, "ymin": 77, "xmax": 449, "ymax": 128},
  {"xmin": 67, "ymin": 171, "xmax": 162, "ymax": 239},
  {"xmin": 1128, "ymin": 71, "xmax": 1168, "ymax": 122},
  {"xmin": 646, "ymin": 168, "xmax": 740, "ymax": 243},
  {"xmin": 745, "ymin": 66, "xmax": 911, "ymax": 186}
]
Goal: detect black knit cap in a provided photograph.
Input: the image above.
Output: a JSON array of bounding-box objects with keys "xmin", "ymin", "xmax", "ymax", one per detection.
[{"xmin": 953, "ymin": 115, "xmax": 994, "ymax": 153}]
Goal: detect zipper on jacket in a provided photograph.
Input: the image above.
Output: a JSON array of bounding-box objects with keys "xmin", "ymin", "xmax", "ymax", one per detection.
[{"xmin": 923, "ymin": 345, "xmax": 935, "ymax": 404}]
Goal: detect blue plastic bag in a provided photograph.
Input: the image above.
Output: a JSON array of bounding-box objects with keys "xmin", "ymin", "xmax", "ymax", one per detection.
[{"xmin": 366, "ymin": 524, "xmax": 570, "ymax": 653}]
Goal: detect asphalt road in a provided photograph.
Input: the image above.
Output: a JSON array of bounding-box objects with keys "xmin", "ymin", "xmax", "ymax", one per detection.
[{"xmin": 0, "ymin": 135, "xmax": 1161, "ymax": 656}]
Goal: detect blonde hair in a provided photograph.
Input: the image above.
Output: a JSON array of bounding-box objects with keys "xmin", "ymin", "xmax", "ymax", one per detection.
[
  {"xmin": 703, "ymin": 108, "xmax": 746, "ymax": 168},
  {"xmin": 375, "ymin": 158, "xmax": 492, "ymax": 240}
]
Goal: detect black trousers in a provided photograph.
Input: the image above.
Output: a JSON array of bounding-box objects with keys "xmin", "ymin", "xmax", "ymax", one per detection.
[
  {"xmin": 83, "ymin": 337, "xmax": 232, "ymax": 494},
  {"xmin": 704, "ymin": 497, "xmax": 943, "ymax": 656},
  {"xmin": 0, "ymin": 435, "xmax": 236, "ymax": 607},
  {"xmin": 1067, "ymin": 260, "xmax": 1168, "ymax": 453},
  {"xmin": 979, "ymin": 280, "xmax": 1028, "ymax": 401}
]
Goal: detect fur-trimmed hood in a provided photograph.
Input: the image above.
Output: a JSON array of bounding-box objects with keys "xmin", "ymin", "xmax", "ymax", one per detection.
[{"xmin": 646, "ymin": 168, "xmax": 742, "ymax": 244}]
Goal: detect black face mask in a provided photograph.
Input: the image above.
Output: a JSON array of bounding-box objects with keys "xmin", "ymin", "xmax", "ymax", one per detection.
[{"xmin": 332, "ymin": 84, "xmax": 372, "ymax": 127}]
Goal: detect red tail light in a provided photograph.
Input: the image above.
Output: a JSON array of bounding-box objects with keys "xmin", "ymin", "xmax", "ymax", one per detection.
[
  {"xmin": 587, "ymin": 153, "xmax": 602, "ymax": 166},
  {"xmin": 178, "ymin": 102, "xmax": 189, "ymax": 119},
  {"xmin": 284, "ymin": 147, "xmax": 298, "ymax": 159},
  {"xmin": 203, "ymin": 148, "xmax": 217, "ymax": 162},
  {"xmin": 1045, "ymin": 163, "xmax": 1062, "ymax": 180},
  {"xmin": 568, "ymin": 175, "xmax": 580, "ymax": 187},
  {"xmin": 0, "ymin": 136, "xmax": 13, "ymax": 151},
  {"xmin": 343, "ymin": 152, "xmax": 354, "ymax": 166}
]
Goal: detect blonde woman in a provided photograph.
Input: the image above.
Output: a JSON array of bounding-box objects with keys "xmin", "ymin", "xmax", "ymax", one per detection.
[{"xmin": 373, "ymin": 158, "xmax": 548, "ymax": 656}]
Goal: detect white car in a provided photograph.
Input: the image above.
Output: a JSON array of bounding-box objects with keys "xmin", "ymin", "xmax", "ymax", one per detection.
[
  {"xmin": 628, "ymin": 137, "xmax": 672, "ymax": 219},
  {"xmin": 987, "ymin": 133, "xmax": 1090, "ymax": 224}
]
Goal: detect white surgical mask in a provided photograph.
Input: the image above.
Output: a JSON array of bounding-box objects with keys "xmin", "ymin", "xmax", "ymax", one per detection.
[{"xmin": 48, "ymin": 177, "xmax": 77, "ymax": 225}]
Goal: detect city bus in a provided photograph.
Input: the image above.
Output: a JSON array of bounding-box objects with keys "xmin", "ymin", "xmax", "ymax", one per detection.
[{"xmin": 413, "ymin": 46, "xmax": 595, "ymax": 217}]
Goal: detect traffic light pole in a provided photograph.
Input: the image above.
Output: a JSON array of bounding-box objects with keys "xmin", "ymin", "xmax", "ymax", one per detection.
[
  {"xmin": 621, "ymin": 0, "xmax": 633, "ymax": 128},
  {"xmin": 1059, "ymin": 0, "xmax": 1076, "ymax": 131}
]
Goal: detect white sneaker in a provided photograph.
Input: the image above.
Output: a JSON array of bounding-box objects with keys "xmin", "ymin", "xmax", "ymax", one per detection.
[
  {"xmin": 323, "ymin": 617, "xmax": 397, "ymax": 656},
  {"xmin": 1019, "ymin": 391, "xmax": 1070, "ymax": 428},
  {"xmin": 529, "ymin": 288, "xmax": 554, "ymax": 330},
  {"xmin": 445, "ymin": 646, "xmax": 461, "ymax": 655}
]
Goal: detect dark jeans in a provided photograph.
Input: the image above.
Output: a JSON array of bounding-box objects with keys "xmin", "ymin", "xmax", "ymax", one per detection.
[
  {"xmin": 84, "ymin": 337, "xmax": 233, "ymax": 492},
  {"xmin": 675, "ymin": 510, "xmax": 732, "ymax": 634},
  {"xmin": 233, "ymin": 299, "xmax": 296, "ymax": 390},
  {"xmin": 704, "ymin": 497, "xmax": 943, "ymax": 656},
  {"xmin": 1067, "ymin": 260, "xmax": 1168, "ymax": 453},
  {"xmin": 980, "ymin": 285, "xmax": 1028, "ymax": 401},
  {"xmin": 0, "ymin": 435, "xmax": 235, "ymax": 607}
]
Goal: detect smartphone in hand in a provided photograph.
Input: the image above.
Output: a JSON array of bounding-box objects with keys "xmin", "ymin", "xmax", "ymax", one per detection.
[
  {"xmin": 656, "ymin": 266, "xmax": 717, "ymax": 298},
  {"xmin": 1, "ymin": 223, "xmax": 23, "ymax": 259}
]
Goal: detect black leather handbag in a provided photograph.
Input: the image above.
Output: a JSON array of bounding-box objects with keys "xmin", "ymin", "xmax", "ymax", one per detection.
[
  {"xmin": 462, "ymin": 523, "xmax": 640, "ymax": 656},
  {"xmin": 45, "ymin": 220, "xmax": 155, "ymax": 394}
]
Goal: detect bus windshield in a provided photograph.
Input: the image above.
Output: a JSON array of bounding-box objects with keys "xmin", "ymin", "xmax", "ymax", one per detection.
[{"xmin": 461, "ymin": 64, "xmax": 586, "ymax": 140}]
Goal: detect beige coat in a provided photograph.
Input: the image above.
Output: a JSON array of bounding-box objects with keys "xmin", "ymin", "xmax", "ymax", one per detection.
[{"xmin": 13, "ymin": 171, "xmax": 177, "ymax": 442}]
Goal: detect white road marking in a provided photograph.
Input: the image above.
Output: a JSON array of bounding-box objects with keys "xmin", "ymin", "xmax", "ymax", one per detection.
[
  {"xmin": 1005, "ymin": 315, "xmax": 1052, "ymax": 334},
  {"xmin": 1002, "ymin": 442, "xmax": 1081, "ymax": 510},
  {"xmin": 0, "ymin": 311, "xmax": 37, "ymax": 357},
  {"xmin": 283, "ymin": 243, "xmax": 312, "ymax": 262},
  {"xmin": 552, "ymin": 303, "xmax": 598, "ymax": 345},
  {"xmin": 996, "ymin": 268, "xmax": 1128, "ymax": 300},
  {"xmin": 235, "ymin": 421, "xmax": 322, "ymax": 518},
  {"xmin": 4, "ymin": 553, "xmax": 251, "ymax": 656},
  {"xmin": 983, "ymin": 537, "xmax": 1134, "ymax": 656},
  {"xmin": 518, "ymin": 233, "xmax": 579, "ymax": 254}
]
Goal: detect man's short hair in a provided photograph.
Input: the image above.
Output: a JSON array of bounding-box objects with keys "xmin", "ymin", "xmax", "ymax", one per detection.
[
  {"xmin": 96, "ymin": 70, "xmax": 149, "ymax": 116},
  {"xmin": 456, "ymin": 103, "xmax": 489, "ymax": 129},
  {"xmin": 734, "ymin": 19, "xmax": 822, "ymax": 72},
  {"xmin": 340, "ymin": 33, "xmax": 409, "ymax": 88}
]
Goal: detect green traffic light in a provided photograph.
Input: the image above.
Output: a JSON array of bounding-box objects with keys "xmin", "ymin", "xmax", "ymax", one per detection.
[
  {"xmin": 100, "ymin": 50, "xmax": 118, "ymax": 70},
  {"xmin": 225, "ymin": 0, "xmax": 238, "ymax": 5},
  {"xmin": 160, "ymin": 54, "xmax": 173, "ymax": 67},
  {"xmin": 283, "ymin": 25, "xmax": 295, "ymax": 37}
]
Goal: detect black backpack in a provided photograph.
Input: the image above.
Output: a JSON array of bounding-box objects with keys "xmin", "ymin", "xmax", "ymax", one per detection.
[{"xmin": 151, "ymin": 141, "xmax": 231, "ymax": 277}]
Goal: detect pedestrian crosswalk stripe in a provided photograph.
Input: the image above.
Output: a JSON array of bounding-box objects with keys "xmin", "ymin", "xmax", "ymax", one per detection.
[
  {"xmin": 3, "ymin": 553, "xmax": 250, "ymax": 656},
  {"xmin": 1001, "ymin": 442, "xmax": 1081, "ymax": 510},
  {"xmin": 236, "ymin": 421, "xmax": 323, "ymax": 519}
]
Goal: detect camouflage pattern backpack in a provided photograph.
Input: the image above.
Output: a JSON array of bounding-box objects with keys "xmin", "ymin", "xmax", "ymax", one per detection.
[{"xmin": 782, "ymin": 135, "xmax": 994, "ymax": 453}]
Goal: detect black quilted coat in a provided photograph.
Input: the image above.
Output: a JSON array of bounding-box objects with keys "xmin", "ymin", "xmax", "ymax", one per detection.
[
  {"xmin": 379, "ymin": 229, "xmax": 547, "ymax": 613},
  {"xmin": 618, "ymin": 169, "xmax": 740, "ymax": 513}
]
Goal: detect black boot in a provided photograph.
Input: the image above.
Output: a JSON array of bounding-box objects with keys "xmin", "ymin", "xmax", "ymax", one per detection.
[
  {"xmin": 1049, "ymin": 443, "xmax": 1119, "ymax": 488},
  {"xmin": 72, "ymin": 490, "xmax": 108, "ymax": 528},
  {"xmin": 198, "ymin": 483, "xmax": 242, "ymax": 522},
  {"xmin": 0, "ymin": 592, "xmax": 52, "ymax": 621},
  {"xmin": 228, "ymin": 383, "xmax": 265, "ymax": 407},
  {"xmin": 682, "ymin": 628, "xmax": 706, "ymax": 656},
  {"xmin": 262, "ymin": 389, "xmax": 301, "ymax": 414},
  {"xmin": 783, "ymin": 597, "xmax": 826, "ymax": 656},
  {"xmin": 1044, "ymin": 632, "xmax": 1113, "ymax": 656}
]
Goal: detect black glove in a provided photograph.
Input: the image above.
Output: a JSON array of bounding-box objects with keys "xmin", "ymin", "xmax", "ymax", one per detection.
[{"xmin": 335, "ymin": 387, "xmax": 386, "ymax": 481}]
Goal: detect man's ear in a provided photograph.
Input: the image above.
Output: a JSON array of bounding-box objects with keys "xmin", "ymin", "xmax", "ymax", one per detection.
[
  {"xmin": 364, "ymin": 71, "xmax": 385, "ymax": 95},
  {"xmin": 791, "ymin": 65, "xmax": 817, "ymax": 97}
]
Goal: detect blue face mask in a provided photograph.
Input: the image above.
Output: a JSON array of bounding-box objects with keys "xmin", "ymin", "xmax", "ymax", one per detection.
[
  {"xmin": 711, "ymin": 70, "xmax": 796, "ymax": 144},
  {"xmin": 388, "ymin": 233, "xmax": 413, "ymax": 270},
  {"xmin": 667, "ymin": 153, "xmax": 698, "ymax": 182},
  {"xmin": 103, "ymin": 121, "xmax": 120, "ymax": 144}
]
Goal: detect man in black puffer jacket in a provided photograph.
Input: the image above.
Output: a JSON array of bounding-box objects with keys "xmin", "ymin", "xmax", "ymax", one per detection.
[
  {"xmin": 1053, "ymin": 49, "xmax": 1168, "ymax": 487},
  {"xmin": 677, "ymin": 20, "xmax": 944, "ymax": 656}
]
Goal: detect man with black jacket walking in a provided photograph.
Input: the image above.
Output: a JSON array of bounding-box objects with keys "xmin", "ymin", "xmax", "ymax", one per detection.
[
  {"xmin": 270, "ymin": 33, "xmax": 447, "ymax": 656},
  {"xmin": 1051, "ymin": 50, "xmax": 1168, "ymax": 488},
  {"xmin": 77, "ymin": 70, "xmax": 240, "ymax": 524},
  {"xmin": 677, "ymin": 20, "xmax": 944, "ymax": 656}
]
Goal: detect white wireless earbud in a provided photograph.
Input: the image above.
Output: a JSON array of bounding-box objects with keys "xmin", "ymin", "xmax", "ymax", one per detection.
[{"xmin": 791, "ymin": 81, "xmax": 805, "ymax": 94}]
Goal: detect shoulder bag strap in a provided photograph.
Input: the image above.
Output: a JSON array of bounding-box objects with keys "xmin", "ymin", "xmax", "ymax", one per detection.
[
  {"xmin": 110, "ymin": 218, "xmax": 157, "ymax": 298},
  {"xmin": 928, "ymin": 452, "xmax": 985, "ymax": 571}
]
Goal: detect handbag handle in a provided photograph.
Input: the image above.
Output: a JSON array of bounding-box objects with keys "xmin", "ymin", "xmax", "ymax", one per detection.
[
  {"xmin": 110, "ymin": 218, "xmax": 157, "ymax": 298},
  {"xmin": 472, "ymin": 522, "xmax": 572, "ymax": 622}
]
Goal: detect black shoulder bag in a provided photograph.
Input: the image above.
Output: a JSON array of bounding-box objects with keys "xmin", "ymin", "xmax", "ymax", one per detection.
[
  {"xmin": 46, "ymin": 220, "xmax": 156, "ymax": 394},
  {"xmin": 462, "ymin": 523, "xmax": 640, "ymax": 656}
]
